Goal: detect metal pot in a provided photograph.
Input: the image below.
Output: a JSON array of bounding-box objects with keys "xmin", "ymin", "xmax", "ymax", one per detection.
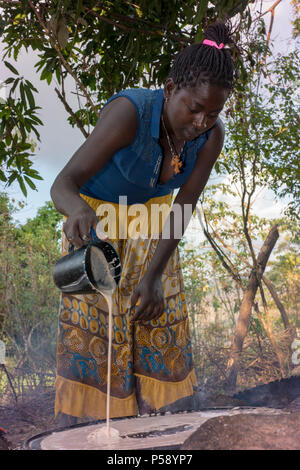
[{"xmin": 53, "ymin": 229, "xmax": 121, "ymax": 295}]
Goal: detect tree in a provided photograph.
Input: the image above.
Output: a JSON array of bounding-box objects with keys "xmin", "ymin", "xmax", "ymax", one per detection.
[
  {"xmin": 0, "ymin": 60, "xmax": 43, "ymax": 195},
  {"xmin": 0, "ymin": 195, "xmax": 63, "ymax": 378},
  {"xmin": 194, "ymin": 13, "xmax": 299, "ymax": 388},
  {"xmin": 268, "ymin": 220, "xmax": 300, "ymax": 322},
  {"xmin": 0, "ymin": 193, "xmax": 16, "ymax": 336},
  {"xmin": 0, "ymin": 0, "xmax": 254, "ymax": 193}
]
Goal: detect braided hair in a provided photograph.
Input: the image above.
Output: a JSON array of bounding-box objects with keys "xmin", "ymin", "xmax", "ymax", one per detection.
[{"xmin": 169, "ymin": 22, "xmax": 236, "ymax": 90}]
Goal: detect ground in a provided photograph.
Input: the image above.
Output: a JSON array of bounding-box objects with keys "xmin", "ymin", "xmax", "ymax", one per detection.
[
  {"xmin": 0, "ymin": 387, "xmax": 59, "ymax": 450},
  {"xmin": 181, "ymin": 411, "xmax": 300, "ymax": 450},
  {"xmin": 0, "ymin": 386, "xmax": 91, "ymax": 450},
  {"xmin": 0, "ymin": 384, "xmax": 243, "ymax": 450},
  {"xmin": 1, "ymin": 383, "xmax": 300, "ymax": 450}
]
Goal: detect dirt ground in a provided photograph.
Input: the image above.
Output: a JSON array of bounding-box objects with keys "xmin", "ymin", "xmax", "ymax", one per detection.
[
  {"xmin": 1, "ymin": 386, "xmax": 300, "ymax": 450},
  {"xmin": 181, "ymin": 411, "xmax": 300, "ymax": 450},
  {"xmin": 1, "ymin": 387, "xmax": 59, "ymax": 450},
  {"xmin": 0, "ymin": 383, "xmax": 241, "ymax": 450},
  {"xmin": 1, "ymin": 386, "xmax": 91, "ymax": 450},
  {"xmin": 0, "ymin": 387, "xmax": 243, "ymax": 450}
]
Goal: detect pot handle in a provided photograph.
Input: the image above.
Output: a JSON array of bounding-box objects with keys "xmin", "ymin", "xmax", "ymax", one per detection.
[
  {"xmin": 68, "ymin": 227, "xmax": 98, "ymax": 253},
  {"xmin": 91, "ymin": 227, "xmax": 97, "ymax": 240}
]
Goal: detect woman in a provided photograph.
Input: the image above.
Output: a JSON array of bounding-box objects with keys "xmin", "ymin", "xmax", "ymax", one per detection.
[{"xmin": 51, "ymin": 22, "xmax": 236, "ymax": 424}]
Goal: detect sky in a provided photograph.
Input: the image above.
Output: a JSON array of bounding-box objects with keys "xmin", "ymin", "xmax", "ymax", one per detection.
[{"xmin": 0, "ymin": 0, "xmax": 297, "ymax": 229}]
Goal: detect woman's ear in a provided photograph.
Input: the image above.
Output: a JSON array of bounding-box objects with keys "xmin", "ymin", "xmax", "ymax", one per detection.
[{"xmin": 163, "ymin": 78, "xmax": 176, "ymax": 101}]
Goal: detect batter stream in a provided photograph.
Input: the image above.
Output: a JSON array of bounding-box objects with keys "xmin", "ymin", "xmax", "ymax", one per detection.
[{"xmin": 88, "ymin": 245, "xmax": 120, "ymax": 443}]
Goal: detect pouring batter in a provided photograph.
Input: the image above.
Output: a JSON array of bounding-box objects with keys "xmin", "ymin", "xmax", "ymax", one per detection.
[
  {"xmin": 89, "ymin": 246, "xmax": 118, "ymax": 437},
  {"xmin": 88, "ymin": 290, "xmax": 121, "ymax": 442},
  {"xmin": 51, "ymin": 21, "xmax": 238, "ymax": 426}
]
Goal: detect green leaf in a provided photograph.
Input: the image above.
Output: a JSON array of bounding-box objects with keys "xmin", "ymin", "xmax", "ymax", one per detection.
[
  {"xmin": 193, "ymin": 0, "xmax": 208, "ymax": 26},
  {"xmin": 24, "ymin": 84, "xmax": 35, "ymax": 108},
  {"xmin": 0, "ymin": 120, "xmax": 6, "ymax": 138},
  {"xmin": 25, "ymin": 80, "xmax": 38, "ymax": 93},
  {"xmin": 19, "ymin": 81, "xmax": 26, "ymax": 106},
  {"xmin": 4, "ymin": 61, "xmax": 19, "ymax": 75},
  {"xmin": 4, "ymin": 77, "xmax": 15, "ymax": 85},
  {"xmin": 195, "ymin": 30, "xmax": 203, "ymax": 43},
  {"xmin": 17, "ymin": 175, "xmax": 27, "ymax": 197},
  {"xmin": 29, "ymin": 126, "xmax": 41, "ymax": 140},
  {"xmin": 24, "ymin": 175, "xmax": 37, "ymax": 190},
  {"xmin": 0, "ymin": 169, "xmax": 7, "ymax": 182},
  {"xmin": 27, "ymin": 115, "xmax": 43, "ymax": 126},
  {"xmin": 26, "ymin": 169, "xmax": 43, "ymax": 180},
  {"xmin": 55, "ymin": 67, "xmax": 61, "ymax": 84},
  {"xmin": 40, "ymin": 67, "xmax": 49, "ymax": 81},
  {"xmin": 10, "ymin": 77, "xmax": 20, "ymax": 95},
  {"xmin": 7, "ymin": 172, "xmax": 17, "ymax": 185},
  {"xmin": 46, "ymin": 72, "xmax": 53, "ymax": 85}
]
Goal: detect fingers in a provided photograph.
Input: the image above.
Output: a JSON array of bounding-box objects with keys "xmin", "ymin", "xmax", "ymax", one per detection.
[
  {"xmin": 132, "ymin": 299, "xmax": 165, "ymax": 322},
  {"xmin": 144, "ymin": 303, "xmax": 163, "ymax": 321},
  {"xmin": 63, "ymin": 220, "xmax": 83, "ymax": 248},
  {"xmin": 78, "ymin": 217, "xmax": 92, "ymax": 245},
  {"xmin": 150, "ymin": 301, "xmax": 165, "ymax": 320},
  {"xmin": 63, "ymin": 212, "xmax": 108, "ymax": 248},
  {"xmin": 132, "ymin": 301, "xmax": 151, "ymax": 322}
]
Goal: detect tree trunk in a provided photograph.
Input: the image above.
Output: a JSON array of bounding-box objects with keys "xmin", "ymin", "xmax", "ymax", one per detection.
[
  {"xmin": 225, "ymin": 225, "xmax": 279, "ymax": 391},
  {"xmin": 254, "ymin": 302, "xmax": 285, "ymax": 377},
  {"xmin": 262, "ymin": 275, "xmax": 291, "ymax": 332}
]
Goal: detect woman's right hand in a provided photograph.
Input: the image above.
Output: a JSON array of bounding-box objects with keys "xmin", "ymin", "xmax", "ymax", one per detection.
[{"xmin": 63, "ymin": 206, "xmax": 108, "ymax": 248}]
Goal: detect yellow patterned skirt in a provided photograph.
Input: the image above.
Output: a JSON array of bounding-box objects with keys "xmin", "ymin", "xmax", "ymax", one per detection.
[{"xmin": 55, "ymin": 193, "xmax": 197, "ymax": 419}]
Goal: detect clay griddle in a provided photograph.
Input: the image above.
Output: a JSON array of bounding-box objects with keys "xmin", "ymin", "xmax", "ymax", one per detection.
[{"xmin": 24, "ymin": 407, "xmax": 285, "ymax": 450}]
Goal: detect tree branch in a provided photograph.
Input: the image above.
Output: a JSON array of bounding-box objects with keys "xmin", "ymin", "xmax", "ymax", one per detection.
[
  {"xmin": 225, "ymin": 224, "xmax": 279, "ymax": 390},
  {"xmin": 196, "ymin": 206, "xmax": 244, "ymax": 288},
  {"xmin": 83, "ymin": 4, "xmax": 190, "ymax": 45},
  {"xmin": 54, "ymin": 87, "xmax": 89, "ymax": 138},
  {"xmin": 27, "ymin": 0, "xmax": 99, "ymax": 116}
]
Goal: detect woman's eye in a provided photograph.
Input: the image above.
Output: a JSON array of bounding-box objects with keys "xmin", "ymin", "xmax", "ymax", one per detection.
[{"xmin": 187, "ymin": 105, "xmax": 218, "ymax": 119}]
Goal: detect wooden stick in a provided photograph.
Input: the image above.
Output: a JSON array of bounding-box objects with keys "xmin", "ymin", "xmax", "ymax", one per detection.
[{"xmin": 1, "ymin": 364, "xmax": 18, "ymax": 404}]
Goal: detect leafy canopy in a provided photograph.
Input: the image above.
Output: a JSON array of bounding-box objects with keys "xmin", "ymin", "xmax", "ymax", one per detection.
[{"xmin": 0, "ymin": 0, "xmax": 253, "ymax": 194}]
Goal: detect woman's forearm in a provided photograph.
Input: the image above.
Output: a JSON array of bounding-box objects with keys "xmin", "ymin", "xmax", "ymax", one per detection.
[
  {"xmin": 50, "ymin": 175, "xmax": 91, "ymax": 217},
  {"xmin": 51, "ymin": 174, "xmax": 100, "ymax": 246},
  {"xmin": 145, "ymin": 236, "xmax": 180, "ymax": 278},
  {"xmin": 145, "ymin": 191, "xmax": 197, "ymax": 279}
]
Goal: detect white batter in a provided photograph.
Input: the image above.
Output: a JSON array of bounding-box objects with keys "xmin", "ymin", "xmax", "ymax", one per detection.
[
  {"xmin": 88, "ymin": 245, "xmax": 120, "ymax": 442},
  {"xmin": 87, "ymin": 423, "xmax": 120, "ymax": 445},
  {"xmin": 41, "ymin": 408, "xmax": 285, "ymax": 450},
  {"xmin": 100, "ymin": 290, "xmax": 120, "ymax": 441}
]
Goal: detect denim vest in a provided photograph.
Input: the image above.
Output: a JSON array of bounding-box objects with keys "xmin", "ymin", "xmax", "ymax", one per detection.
[{"xmin": 80, "ymin": 88, "xmax": 211, "ymax": 204}]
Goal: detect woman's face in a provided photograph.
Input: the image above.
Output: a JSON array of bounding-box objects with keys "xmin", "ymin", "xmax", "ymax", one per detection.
[{"xmin": 164, "ymin": 79, "xmax": 229, "ymax": 141}]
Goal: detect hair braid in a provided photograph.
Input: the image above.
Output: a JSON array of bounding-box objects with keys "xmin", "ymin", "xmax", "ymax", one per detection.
[{"xmin": 169, "ymin": 21, "xmax": 237, "ymax": 90}]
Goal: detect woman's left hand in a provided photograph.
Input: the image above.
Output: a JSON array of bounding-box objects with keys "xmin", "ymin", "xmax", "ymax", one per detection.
[{"xmin": 131, "ymin": 275, "xmax": 165, "ymax": 322}]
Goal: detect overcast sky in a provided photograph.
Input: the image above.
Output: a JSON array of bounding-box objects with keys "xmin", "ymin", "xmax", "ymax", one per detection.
[{"xmin": 0, "ymin": 0, "xmax": 296, "ymax": 226}]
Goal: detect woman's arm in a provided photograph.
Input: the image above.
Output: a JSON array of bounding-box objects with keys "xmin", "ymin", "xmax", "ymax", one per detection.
[
  {"xmin": 132, "ymin": 119, "xmax": 225, "ymax": 321},
  {"xmin": 50, "ymin": 97, "xmax": 138, "ymax": 247}
]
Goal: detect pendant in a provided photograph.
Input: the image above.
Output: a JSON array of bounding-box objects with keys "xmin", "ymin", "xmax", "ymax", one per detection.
[{"xmin": 171, "ymin": 155, "xmax": 183, "ymax": 175}]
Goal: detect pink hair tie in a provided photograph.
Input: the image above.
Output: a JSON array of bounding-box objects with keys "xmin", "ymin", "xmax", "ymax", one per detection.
[{"xmin": 203, "ymin": 39, "xmax": 224, "ymax": 49}]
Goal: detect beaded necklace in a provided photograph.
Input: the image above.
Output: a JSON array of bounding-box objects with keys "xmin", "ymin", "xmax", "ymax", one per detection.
[{"xmin": 161, "ymin": 114, "xmax": 185, "ymax": 175}]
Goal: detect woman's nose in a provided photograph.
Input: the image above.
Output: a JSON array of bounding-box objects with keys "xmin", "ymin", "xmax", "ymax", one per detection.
[{"xmin": 193, "ymin": 113, "xmax": 207, "ymax": 129}]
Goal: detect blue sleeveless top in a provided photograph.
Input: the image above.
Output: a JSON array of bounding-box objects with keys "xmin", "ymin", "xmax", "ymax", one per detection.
[{"xmin": 80, "ymin": 88, "xmax": 212, "ymax": 204}]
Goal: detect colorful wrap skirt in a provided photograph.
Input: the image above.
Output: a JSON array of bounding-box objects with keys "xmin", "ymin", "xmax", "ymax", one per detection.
[{"xmin": 55, "ymin": 193, "xmax": 197, "ymax": 419}]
